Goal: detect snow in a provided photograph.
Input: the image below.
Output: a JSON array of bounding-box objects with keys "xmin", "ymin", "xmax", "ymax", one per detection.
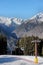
[
  {"xmin": 13, "ymin": 18, "xmax": 22, "ymax": 25},
  {"xmin": 0, "ymin": 13, "xmax": 43, "ymax": 26},
  {"xmin": 0, "ymin": 17, "xmax": 11, "ymax": 26},
  {"xmin": 0, "ymin": 55, "xmax": 43, "ymax": 65},
  {"xmin": 0, "ymin": 17, "xmax": 22, "ymax": 26},
  {"xmin": 30, "ymin": 13, "xmax": 43, "ymax": 20}
]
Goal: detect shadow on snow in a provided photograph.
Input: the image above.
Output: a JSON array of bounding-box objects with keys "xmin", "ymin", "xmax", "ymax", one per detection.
[{"xmin": 0, "ymin": 57, "xmax": 21, "ymax": 64}]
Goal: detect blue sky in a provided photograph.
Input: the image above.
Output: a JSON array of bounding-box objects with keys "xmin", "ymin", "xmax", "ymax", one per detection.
[{"xmin": 0, "ymin": 0, "xmax": 43, "ymax": 19}]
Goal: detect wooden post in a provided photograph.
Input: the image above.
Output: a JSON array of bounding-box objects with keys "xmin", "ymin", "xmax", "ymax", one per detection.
[
  {"xmin": 35, "ymin": 42, "xmax": 37, "ymax": 58},
  {"xmin": 34, "ymin": 41, "xmax": 38, "ymax": 63},
  {"xmin": 31, "ymin": 40, "xmax": 40, "ymax": 63}
]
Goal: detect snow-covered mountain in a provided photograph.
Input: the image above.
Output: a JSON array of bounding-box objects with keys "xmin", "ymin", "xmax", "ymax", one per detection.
[
  {"xmin": 0, "ymin": 17, "xmax": 22, "ymax": 26},
  {"xmin": 1, "ymin": 13, "xmax": 43, "ymax": 38},
  {"xmin": 30, "ymin": 13, "xmax": 43, "ymax": 23},
  {"xmin": 0, "ymin": 17, "xmax": 23, "ymax": 38},
  {"xmin": 14, "ymin": 13, "xmax": 43, "ymax": 38},
  {"xmin": 0, "ymin": 17, "xmax": 23, "ymax": 52},
  {"xmin": 0, "ymin": 13, "xmax": 43, "ymax": 54}
]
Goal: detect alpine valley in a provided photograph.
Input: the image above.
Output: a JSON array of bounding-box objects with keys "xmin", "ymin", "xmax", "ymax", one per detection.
[{"xmin": 0, "ymin": 13, "xmax": 43, "ymax": 52}]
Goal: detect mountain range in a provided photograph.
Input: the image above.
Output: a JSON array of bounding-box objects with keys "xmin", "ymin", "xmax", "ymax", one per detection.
[
  {"xmin": 0, "ymin": 17, "xmax": 23, "ymax": 38},
  {"xmin": 13, "ymin": 13, "xmax": 43, "ymax": 38},
  {"xmin": 0, "ymin": 17, "xmax": 23, "ymax": 51},
  {"xmin": 0, "ymin": 13, "xmax": 43, "ymax": 39},
  {"xmin": 0, "ymin": 13, "xmax": 43, "ymax": 52}
]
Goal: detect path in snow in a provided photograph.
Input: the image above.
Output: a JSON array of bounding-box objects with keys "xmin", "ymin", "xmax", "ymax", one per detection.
[{"xmin": 0, "ymin": 55, "xmax": 43, "ymax": 65}]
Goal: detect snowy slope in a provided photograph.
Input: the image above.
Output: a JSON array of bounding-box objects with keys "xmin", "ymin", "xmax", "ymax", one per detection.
[
  {"xmin": 0, "ymin": 55, "xmax": 43, "ymax": 65},
  {"xmin": 0, "ymin": 17, "xmax": 22, "ymax": 26},
  {"xmin": 31, "ymin": 13, "xmax": 43, "ymax": 22},
  {"xmin": 14, "ymin": 13, "xmax": 43, "ymax": 38}
]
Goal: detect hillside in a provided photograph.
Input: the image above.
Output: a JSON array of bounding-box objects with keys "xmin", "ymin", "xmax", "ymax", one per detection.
[{"xmin": 13, "ymin": 13, "xmax": 43, "ymax": 38}]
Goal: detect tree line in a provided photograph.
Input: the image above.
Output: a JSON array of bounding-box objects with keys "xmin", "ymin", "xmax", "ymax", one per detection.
[
  {"xmin": 16, "ymin": 36, "xmax": 43, "ymax": 56},
  {"xmin": 0, "ymin": 33, "xmax": 43, "ymax": 56},
  {"xmin": 0, "ymin": 33, "xmax": 7, "ymax": 54}
]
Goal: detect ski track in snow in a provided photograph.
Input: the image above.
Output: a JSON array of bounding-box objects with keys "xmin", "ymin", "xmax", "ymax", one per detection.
[{"xmin": 0, "ymin": 55, "xmax": 43, "ymax": 65}]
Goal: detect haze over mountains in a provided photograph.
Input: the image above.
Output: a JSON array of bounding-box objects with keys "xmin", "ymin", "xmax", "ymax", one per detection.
[{"xmin": 0, "ymin": 13, "xmax": 43, "ymax": 39}]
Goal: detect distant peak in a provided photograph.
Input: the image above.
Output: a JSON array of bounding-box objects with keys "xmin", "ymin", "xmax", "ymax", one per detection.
[
  {"xmin": 37, "ymin": 12, "xmax": 43, "ymax": 15},
  {"xmin": 36, "ymin": 12, "xmax": 43, "ymax": 18},
  {"xmin": 12, "ymin": 18, "xmax": 22, "ymax": 25},
  {"xmin": 0, "ymin": 17, "xmax": 23, "ymax": 26},
  {"xmin": 30, "ymin": 12, "xmax": 43, "ymax": 20}
]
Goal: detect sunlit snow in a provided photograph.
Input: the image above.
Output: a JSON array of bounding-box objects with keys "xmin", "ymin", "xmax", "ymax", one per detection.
[{"xmin": 0, "ymin": 55, "xmax": 43, "ymax": 65}]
